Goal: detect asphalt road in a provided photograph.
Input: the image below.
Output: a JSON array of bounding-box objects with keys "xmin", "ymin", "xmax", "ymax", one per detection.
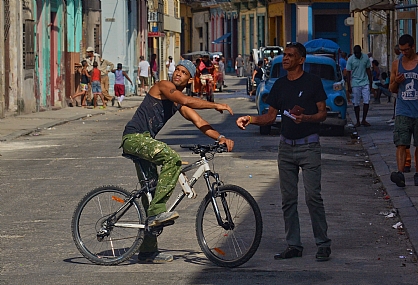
[{"xmin": 0, "ymin": 78, "xmax": 417, "ymax": 284}]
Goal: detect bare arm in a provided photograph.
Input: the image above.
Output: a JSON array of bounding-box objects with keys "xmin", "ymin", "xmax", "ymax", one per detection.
[
  {"xmin": 251, "ymin": 69, "xmax": 257, "ymax": 81},
  {"xmin": 366, "ymin": 68, "xmax": 372, "ymax": 89},
  {"xmin": 153, "ymin": 81, "xmax": 233, "ymax": 115},
  {"xmin": 122, "ymin": 71, "xmax": 133, "ymax": 85},
  {"xmin": 179, "ymin": 106, "xmax": 234, "ymax": 151},
  {"xmin": 389, "ymin": 59, "xmax": 402, "ymax": 93},
  {"xmin": 236, "ymin": 107, "xmax": 278, "ymax": 130}
]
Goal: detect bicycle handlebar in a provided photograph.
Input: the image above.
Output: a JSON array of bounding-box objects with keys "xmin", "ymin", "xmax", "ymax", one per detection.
[{"xmin": 180, "ymin": 142, "xmax": 227, "ymax": 155}]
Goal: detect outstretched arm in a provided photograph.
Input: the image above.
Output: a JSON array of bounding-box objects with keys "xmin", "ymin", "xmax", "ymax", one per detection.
[
  {"xmin": 179, "ymin": 106, "xmax": 234, "ymax": 151},
  {"xmin": 155, "ymin": 80, "xmax": 233, "ymax": 115},
  {"xmin": 123, "ymin": 71, "xmax": 133, "ymax": 85}
]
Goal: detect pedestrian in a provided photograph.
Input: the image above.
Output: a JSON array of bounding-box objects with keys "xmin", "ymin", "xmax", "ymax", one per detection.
[
  {"xmin": 346, "ymin": 45, "xmax": 373, "ymax": 127},
  {"xmin": 121, "ymin": 59, "xmax": 234, "ymax": 263},
  {"xmin": 112, "ymin": 63, "xmax": 133, "ymax": 108},
  {"xmin": 249, "ymin": 60, "xmax": 264, "ymax": 98},
  {"xmin": 236, "ymin": 42, "xmax": 332, "ymax": 262},
  {"xmin": 220, "ymin": 56, "xmax": 227, "ymax": 87},
  {"xmin": 97, "ymin": 55, "xmax": 115, "ymax": 106},
  {"xmin": 138, "ymin": 55, "xmax": 150, "ymax": 96},
  {"xmin": 235, "ymin": 54, "xmax": 244, "ymax": 77},
  {"xmin": 150, "ymin": 53, "xmax": 159, "ymax": 85},
  {"xmin": 371, "ymin": 59, "xmax": 381, "ymax": 103},
  {"xmin": 84, "ymin": 47, "xmax": 101, "ymax": 106},
  {"xmin": 193, "ymin": 58, "xmax": 202, "ymax": 97},
  {"xmin": 166, "ymin": 56, "xmax": 176, "ymax": 81},
  {"xmin": 389, "ymin": 34, "xmax": 418, "ymax": 187},
  {"xmin": 70, "ymin": 60, "xmax": 90, "ymax": 106},
  {"xmin": 91, "ymin": 61, "xmax": 106, "ymax": 109}
]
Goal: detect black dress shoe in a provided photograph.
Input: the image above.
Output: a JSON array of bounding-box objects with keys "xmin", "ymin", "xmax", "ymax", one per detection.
[
  {"xmin": 111, "ymin": 97, "xmax": 115, "ymax": 107},
  {"xmin": 274, "ymin": 247, "xmax": 303, "ymax": 259},
  {"xmin": 316, "ymin": 247, "xmax": 331, "ymax": 261}
]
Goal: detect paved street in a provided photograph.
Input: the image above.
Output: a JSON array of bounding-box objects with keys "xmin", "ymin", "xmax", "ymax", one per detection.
[{"xmin": 0, "ymin": 76, "xmax": 418, "ymax": 284}]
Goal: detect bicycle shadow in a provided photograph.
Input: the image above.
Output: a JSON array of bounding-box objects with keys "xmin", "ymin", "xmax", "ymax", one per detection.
[{"xmin": 64, "ymin": 249, "xmax": 214, "ymax": 266}]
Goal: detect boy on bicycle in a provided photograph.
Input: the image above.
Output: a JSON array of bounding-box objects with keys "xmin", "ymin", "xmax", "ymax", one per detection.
[{"xmin": 121, "ymin": 59, "xmax": 234, "ymax": 263}]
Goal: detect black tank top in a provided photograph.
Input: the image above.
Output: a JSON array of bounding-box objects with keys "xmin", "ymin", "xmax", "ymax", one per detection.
[
  {"xmin": 123, "ymin": 94, "xmax": 182, "ymax": 138},
  {"xmin": 81, "ymin": 72, "xmax": 89, "ymax": 84}
]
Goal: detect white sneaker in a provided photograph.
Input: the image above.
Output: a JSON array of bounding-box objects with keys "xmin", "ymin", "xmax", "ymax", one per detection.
[{"xmin": 386, "ymin": 118, "xmax": 394, "ymax": 124}]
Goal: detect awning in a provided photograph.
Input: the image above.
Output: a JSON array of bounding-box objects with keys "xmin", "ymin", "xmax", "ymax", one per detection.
[
  {"xmin": 212, "ymin": 33, "xmax": 231, "ymax": 44},
  {"xmin": 350, "ymin": 0, "xmax": 395, "ymax": 12}
]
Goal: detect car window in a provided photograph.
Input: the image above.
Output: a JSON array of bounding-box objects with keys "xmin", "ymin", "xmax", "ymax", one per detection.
[
  {"xmin": 270, "ymin": 62, "xmax": 286, "ymax": 78},
  {"xmin": 263, "ymin": 49, "xmax": 282, "ymax": 59},
  {"xmin": 304, "ymin": 63, "xmax": 335, "ymax": 81}
]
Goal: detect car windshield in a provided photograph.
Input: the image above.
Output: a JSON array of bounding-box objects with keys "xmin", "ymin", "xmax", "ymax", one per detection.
[
  {"xmin": 263, "ymin": 49, "xmax": 282, "ymax": 59},
  {"xmin": 270, "ymin": 62, "xmax": 336, "ymax": 81}
]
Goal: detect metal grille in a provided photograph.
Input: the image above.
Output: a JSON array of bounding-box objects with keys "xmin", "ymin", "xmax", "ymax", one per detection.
[
  {"xmin": 4, "ymin": 0, "xmax": 10, "ymax": 41},
  {"xmin": 23, "ymin": 20, "xmax": 35, "ymax": 69}
]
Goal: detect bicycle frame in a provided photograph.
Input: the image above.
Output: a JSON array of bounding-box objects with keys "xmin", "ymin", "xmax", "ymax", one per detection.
[{"xmin": 112, "ymin": 154, "xmax": 229, "ymax": 230}]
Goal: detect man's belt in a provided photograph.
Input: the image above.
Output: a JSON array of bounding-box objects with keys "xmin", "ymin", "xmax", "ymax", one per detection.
[{"xmin": 280, "ymin": 133, "xmax": 319, "ymax": 146}]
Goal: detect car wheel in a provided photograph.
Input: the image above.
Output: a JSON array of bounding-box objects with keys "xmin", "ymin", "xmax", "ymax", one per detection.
[{"xmin": 260, "ymin": 125, "xmax": 271, "ymax": 135}]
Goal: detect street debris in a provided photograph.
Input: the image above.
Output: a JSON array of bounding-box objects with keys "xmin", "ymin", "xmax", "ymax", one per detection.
[{"xmin": 392, "ymin": 221, "xmax": 403, "ymax": 229}]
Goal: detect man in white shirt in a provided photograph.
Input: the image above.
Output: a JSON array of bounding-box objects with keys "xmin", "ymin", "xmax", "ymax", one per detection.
[
  {"xmin": 138, "ymin": 56, "xmax": 150, "ymax": 96},
  {"xmin": 166, "ymin": 56, "xmax": 176, "ymax": 81}
]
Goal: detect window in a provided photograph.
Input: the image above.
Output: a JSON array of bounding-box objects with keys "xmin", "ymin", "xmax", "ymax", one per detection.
[
  {"xmin": 315, "ymin": 15, "xmax": 337, "ymax": 33},
  {"xmin": 305, "ymin": 63, "xmax": 335, "ymax": 81},
  {"xmin": 198, "ymin": 27, "xmax": 203, "ymax": 38},
  {"xmin": 23, "ymin": 19, "xmax": 35, "ymax": 69}
]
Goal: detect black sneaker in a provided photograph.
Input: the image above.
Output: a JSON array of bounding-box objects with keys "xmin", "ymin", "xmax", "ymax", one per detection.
[
  {"xmin": 414, "ymin": 173, "xmax": 418, "ymax": 186},
  {"xmin": 274, "ymin": 247, "xmax": 303, "ymax": 259},
  {"xmin": 390, "ymin": 171, "xmax": 406, "ymax": 187},
  {"xmin": 316, "ymin": 247, "xmax": 331, "ymax": 261},
  {"xmin": 138, "ymin": 251, "xmax": 173, "ymax": 263},
  {"xmin": 111, "ymin": 97, "xmax": 115, "ymax": 107}
]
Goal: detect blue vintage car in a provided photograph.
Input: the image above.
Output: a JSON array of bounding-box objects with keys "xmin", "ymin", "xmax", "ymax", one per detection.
[{"xmin": 255, "ymin": 40, "xmax": 347, "ymax": 135}]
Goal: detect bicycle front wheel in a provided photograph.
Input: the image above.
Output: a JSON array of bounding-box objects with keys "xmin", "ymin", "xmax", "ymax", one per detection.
[
  {"xmin": 71, "ymin": 185, "xmax": 146, "ymax": 265},
  {"xmin": 196, "ymin": 185, "xmax": 263, "ymax": 267}
]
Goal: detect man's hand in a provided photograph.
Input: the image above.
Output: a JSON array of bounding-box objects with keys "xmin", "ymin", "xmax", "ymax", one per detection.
[
  {"xmin": 215, "ymin": 103, "xmax": 233, "ymax": 115},
  {"xmin": 236, "ymin": 115, "xmax": 251, "ymax": 130},
  {"xmin": 218, "ymin": 137, "xmax": 234, "ymax": 152},
  {"xmin": 395, "ymin": 72, "xmax": 405, "ymax": 84}
]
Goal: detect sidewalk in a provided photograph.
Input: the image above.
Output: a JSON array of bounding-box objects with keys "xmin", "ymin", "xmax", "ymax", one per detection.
[
  {"xmin": 347, "ymin": 99, "xmax": 418, "ymax": 255},
  {"xmin": 0, "ymin": 95, "xmax": 143, "ymax": 142}
]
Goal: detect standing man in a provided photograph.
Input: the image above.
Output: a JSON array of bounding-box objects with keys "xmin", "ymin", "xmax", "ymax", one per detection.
[
  {"xmin": 235, "ymin": 54, "xmax": 244, "ymax": 77},
  {"xmin": 138, "ymin": 55, "xmax": 150, "ymax": 96},
  {"xmin": 97, "ymin": 55, "xmax": 115, "ymax": 106},
  {"xmin": 389, "ymin": 34, "xmax": 418, "ymax": 187},
  {"xmin": 84, "ymin": 47, "xmax": 100, "ymax": 105},
  {"xmin": 346, "ymin": 45, "xmax": 373, "ymax": 127},
  {"xmin": 236, "ymin": 42, "xmax": 332, "ymax": 261},
  {"xmin": 166, "ymin": 56, "xmax": 176, "ymax": 81},
  {"xmin": 219, "ymin": 56, "xmax": 227, "ymax": 88},
  {"xmin": 122, "ymin": 60, "xmax": 234, "ymax": 263}
]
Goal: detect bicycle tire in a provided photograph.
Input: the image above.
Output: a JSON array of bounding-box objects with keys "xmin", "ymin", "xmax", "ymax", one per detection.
[
  {"xmin": 71, "ymin": 185, "xmax": 146, "ymax": 265},
  {"xmin": 195, "ymin": 185, "xmax": 263, "ymax": 267}
]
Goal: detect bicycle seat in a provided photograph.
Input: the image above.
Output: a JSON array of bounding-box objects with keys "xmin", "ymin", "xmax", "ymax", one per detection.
[{"xmin": 122, "ymin": 153, "xmax": 142, "ymax": 164}]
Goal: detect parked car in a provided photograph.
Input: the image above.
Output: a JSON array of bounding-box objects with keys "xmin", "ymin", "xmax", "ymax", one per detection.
[{"xmin": 255, "ymin": 48, "xmax": 347, "ymax": 135}]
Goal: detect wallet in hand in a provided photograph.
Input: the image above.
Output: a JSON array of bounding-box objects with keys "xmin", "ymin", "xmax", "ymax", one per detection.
[{"xmin": 290, "ymin": 105, "xmax": 305, "ymax": 116}]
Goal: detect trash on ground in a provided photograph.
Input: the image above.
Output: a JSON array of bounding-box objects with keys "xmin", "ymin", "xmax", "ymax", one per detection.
[{"xmin": 392, "ymin": 222, "xmax": 403, "ymax": 229}]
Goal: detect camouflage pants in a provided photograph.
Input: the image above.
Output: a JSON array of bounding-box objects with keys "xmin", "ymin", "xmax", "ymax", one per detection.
[{"xmin": 122, "ymin": 132, "xmax": 182, "ymax": 252}]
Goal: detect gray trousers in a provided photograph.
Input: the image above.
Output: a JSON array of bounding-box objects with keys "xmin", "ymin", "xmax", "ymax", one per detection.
[{"xmin": 278, "ymin": 142, "xmax": 331, "ymax": 249}]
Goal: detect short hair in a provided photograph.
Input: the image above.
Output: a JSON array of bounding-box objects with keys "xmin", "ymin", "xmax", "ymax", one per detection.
[
  {"xmin": 381, "ymin": 72, "xmax": 388, "ymax": 79},
  {"xmin": 286, "ymin": 42, "xmax": 307, "ymax": 58},
  {"xmin": 399, "ymin": 34, "xmax": 415, "ymax": 47},
  {"xmin": 258, "ymin": 60, "xmax": 263, "ymax": 66},
  {"xmin": 81, "ymin": 60, "xmax": 87, "ymax": 66},
  {"xmin": 93, "ymin": 61, "xmax": 98, "ymax": 67},
  {"xmin": 117, "ymin": 63, "xmax": 122, "ymax": 69},
  {"xmin": 372, "ymin": 59, "xmax": 379, "ymax": 66},
  {"xmin": 140, "ymin": 55, "xmax": 144, "ymax": 60}
]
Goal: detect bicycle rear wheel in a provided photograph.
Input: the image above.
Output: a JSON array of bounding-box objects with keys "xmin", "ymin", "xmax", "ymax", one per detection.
[
  {"xmin": 196, "ymin": 185, "xmax": 263, "ymax": 267},
  {"xmin": 71, "ymin": 185, "xmax": 146, "ymax": 265}
]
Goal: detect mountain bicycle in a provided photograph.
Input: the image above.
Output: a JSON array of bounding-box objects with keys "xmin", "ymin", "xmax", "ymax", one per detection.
[{"xmin": 71, "ymin": 142, "xmax": 263, "ymax": 268}]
